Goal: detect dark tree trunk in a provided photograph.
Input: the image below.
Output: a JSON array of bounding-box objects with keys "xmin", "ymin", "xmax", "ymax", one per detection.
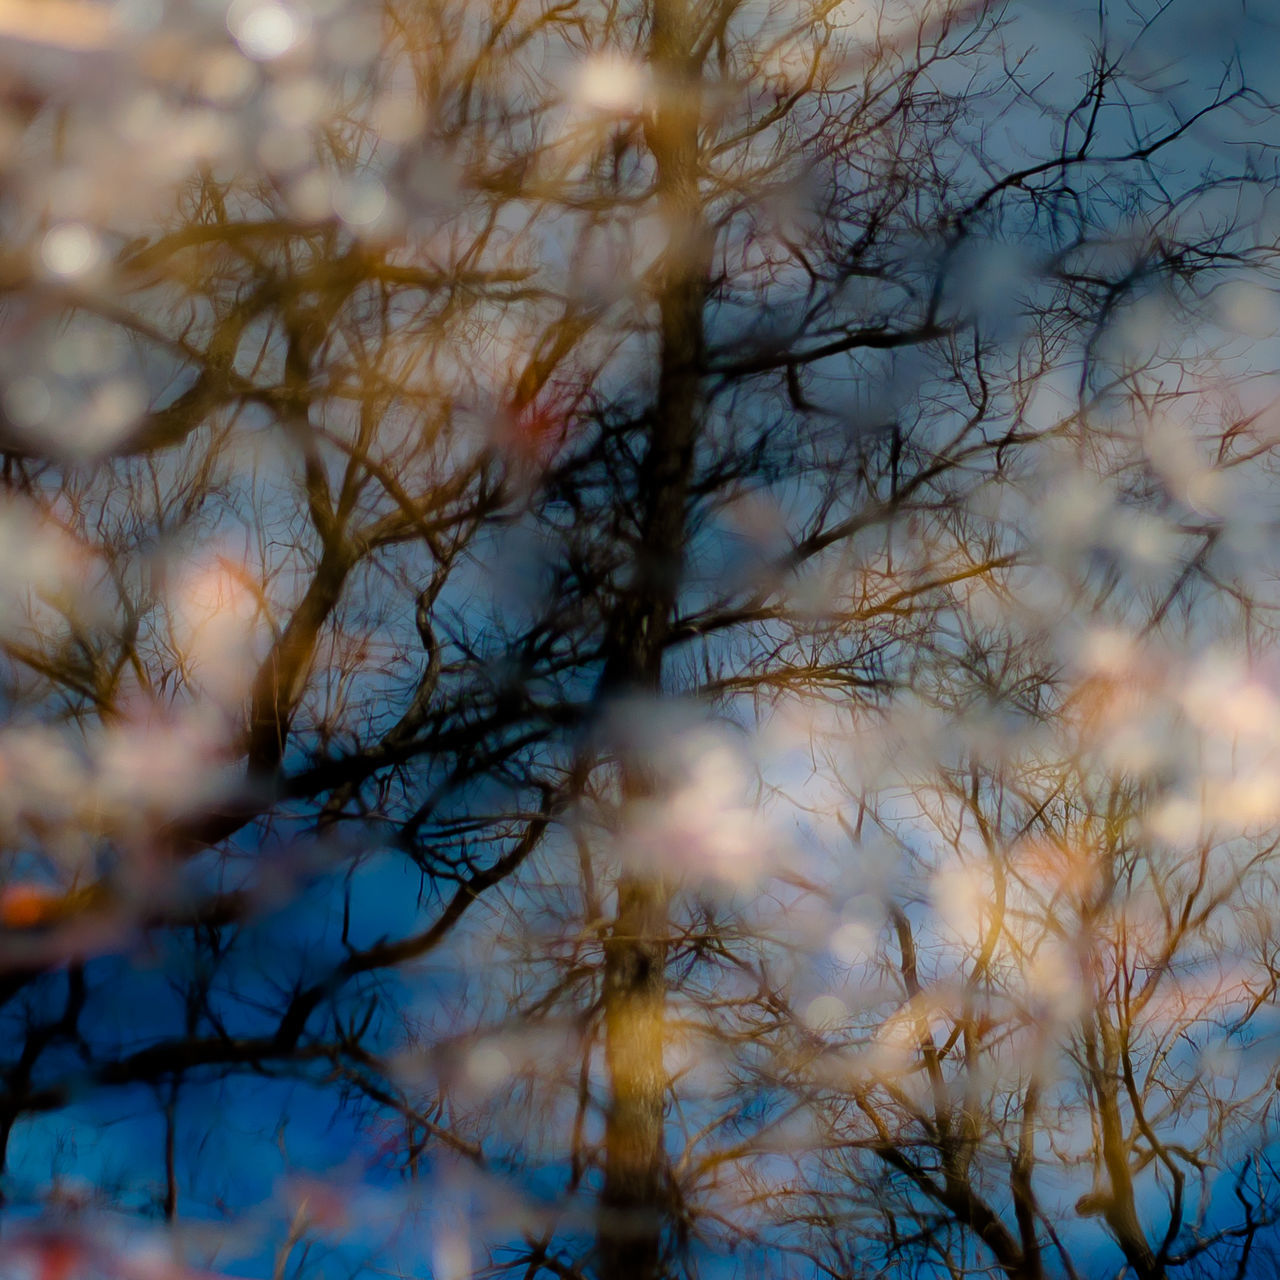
[{"xmin": 597, "ymin": 3, "xmax": 709, "ymax": 1278}]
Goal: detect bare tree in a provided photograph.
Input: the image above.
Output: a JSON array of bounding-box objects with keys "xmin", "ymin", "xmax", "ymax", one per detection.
[{"xmin": 0, "ymin": 1, "xmax": 1277, "ymax": 1278}]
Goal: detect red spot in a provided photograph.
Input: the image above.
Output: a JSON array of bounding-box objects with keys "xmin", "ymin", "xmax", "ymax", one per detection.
[
  {"xmin": 287, "ymin": 1177, "xmax": 350, "ymax": 1232},
  {"xmin": 0, "ymin": 883, "xmax": 62, "ymax": 929},
  {"xmin": 32, "ymin": 1238, "xmax": 83, "ymax": 1280},
  {"xmin": 496, "ymin": 397, "xmax": 573, "ymax": 465}
]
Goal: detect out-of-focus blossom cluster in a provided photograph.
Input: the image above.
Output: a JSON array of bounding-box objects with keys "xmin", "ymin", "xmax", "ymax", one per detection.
[
  {"xmin": 0, "ymin": 0, "xmax": 436, "ymax": 461},
  {"xmin": 615, "ymin": 717, "xmax": 774, "ymax": 887}
]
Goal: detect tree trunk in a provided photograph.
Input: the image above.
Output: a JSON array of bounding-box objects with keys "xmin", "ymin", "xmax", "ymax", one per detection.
[{"xmin": 598, "ymin": 3, "xmax": 708, "ymax": 1278}]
